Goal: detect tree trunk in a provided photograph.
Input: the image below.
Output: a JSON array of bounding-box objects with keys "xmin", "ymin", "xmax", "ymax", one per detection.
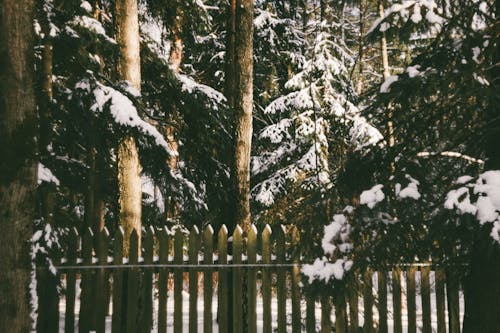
[
  {"xmin": 233, "ymin": 0, "xmax": 254, "ymax": 233},
  {"xmin": 462, "ymin": 233, "xmax": 500, "ymax": 333},
  {"xmin": 0, "ymin": 0, "xmax": 36, "ymax": 332},
  {"xmin": 225, "ymin": 0, "xmax": 237, "ymax": 109},
  {"xmin": 115, "ymin": 0, "xmax": 142, "ymax": 256}
]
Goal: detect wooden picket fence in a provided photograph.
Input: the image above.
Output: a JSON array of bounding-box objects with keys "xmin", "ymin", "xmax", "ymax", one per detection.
[{"xmin": 47, "ymin": 224, "xmax": 464, "ymax": 333}]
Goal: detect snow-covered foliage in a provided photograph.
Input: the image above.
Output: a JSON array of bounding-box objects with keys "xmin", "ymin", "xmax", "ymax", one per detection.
[
  {"xmin": 252, "ymin": 30, "xmax": 382, "ymax": 208},
  {"xmin": 445, "ymin": 171, "xmax": 500, "ymax": 242}
]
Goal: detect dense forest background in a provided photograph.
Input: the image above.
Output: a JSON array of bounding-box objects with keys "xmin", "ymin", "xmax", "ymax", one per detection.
[{"xmin": 0, "ymin": 0, "xmax": 498, "ymax": 332}]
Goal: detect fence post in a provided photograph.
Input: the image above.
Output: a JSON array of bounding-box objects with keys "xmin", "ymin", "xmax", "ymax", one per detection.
[
  {"xmin": 112, "ymin": 227, "xmax": 124, "ymax": 333},
  {"xmin": 247, "ymin": 225, "xmax": 257, "ymax": 333},
  {"xmin": 276, "ymin": 225, "xmax": 287, "ymax": 333},
  {"xmin": 157, "ymin": 227, "xmax": 169, "ymax": 333},
  {"xmin": 435, "ymin": 268, "xmax": 446, "ymax": 333},
  {"xmin": 378, "ymin": 271, "xmax": 388, "ymax": 333},
  {"xmin": 262, "ymin": 225, "xmax": 272, "ymax": 333},
  {"xmin": 64, "ymin": 227, "xmax": 78, "ymax": 333},
  {"xmin": 392, "ymin": 268, "xmax": 402, "ymax": 333},
  {"xmin": 291, "ymin": 226, "xmax": 301, "ymax": 333},
  {"xmin": 406, "ymin": 266, "xmax": 417, "ymax": 333},
  {"xmin": 363, "ymin": 268, "xmax": 374, "ymax": 333},
  {"xmin": 96, "ymin": 228, "xmax": 109, "ymax": 333},
  {"xmin": 421, "ymin": 265, "xmax": 432, "ymax": 333},
  {"xmin": 174, "ymin": 228, "xmax": 184, "ymax": 333},
  {"xmin": 334, "ymin": 290, "xmax": 347, "ymax": 333},
  {"xmin": 79, "ymin": 227, "xmax": 94, "ymax": 333},
  {"xmin": 189, "ymin": 226, "xmax": 199, "ymax": 333},
  {"xmin": 217, "ymin": 225, "xmax": 228, "ymax": 333},
  {"xmin": 141, "ymin": 227, "xmax": 154, "ymax": 332},
  {"xmin": 126, "ymin": 229, "xmax": 140, "ymax": 333},
  {"xmin": 232, "ymin": 225, "xmax": 243, "ymax": 333},
  {"xmin": 203, "ymin": 225, "xmax": 214, "ymax": 333}
]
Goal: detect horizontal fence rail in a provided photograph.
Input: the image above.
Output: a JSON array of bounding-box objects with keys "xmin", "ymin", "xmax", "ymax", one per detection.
[{"xmin": 36, "ymin": 224, "xmax": 464, "ymax": 333}]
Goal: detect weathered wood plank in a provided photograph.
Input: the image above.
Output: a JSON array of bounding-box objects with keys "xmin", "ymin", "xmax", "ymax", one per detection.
[
  {"xmin": 232, "ymin": 226, "xmax": 243, "ymax": 333},
  {"xmin": 261, "ymin": 225, "xmax": 272, "ymax": 333},
  {"xmin": 290, "ymin": 226, "xmax": 301, "ymax": 333},
  {"xmin": 363, "ymin": 269, "xmax": 373, "ymax": 333},
  {"xmin": 247, "ymin": 225, "xmax": 257, "ymax": 333},
  {"xmin": 141, "ymin": 227, "xmax": 154, "ymax": 332},
  {"xmin": 79, "ymin": 227, "xmax": 94, "ymax": 333},
  {"xmin": 421, "ymin": 266, "xmax": 432, "ymax": 333},
  {"xmin": 174, "ymin": 228, "xmax": 184, "ymax": 333},
  {"xmin": 406, "ymin": 266, "xmax": 417, "ymax": 333},
  {"xmin": 446, "ymin": 269, "xmax": 460, "ymax": 333},
  {"xmin": 64, "ymin": 228, "xmax": 78, "ymax": 333},
  {"xmin": 96, "ymin": 228, "xmax": 109, "ymax": 333},
  {"xmin": 276, "ymin": 225, "xmax": 286, "ymax": 333},
  {"xmin": 392, "ymin": 268, "xmax": 402, "ymax": 333},
  {"xmin": 189, "ymin": 226, "xmax": 199, "ymax": 333},
  {"xmin": 157, "ymin": 228, "xmax": 169, "ymax": 333},
  {"xmin": 378, "ymin": 271, "xmax": 388, "ymax": 333},
  {"xmin": 126, "ymin": 229, "xmax": 140, "ymax": 333},
  {"xmin": 321, "ymin": 294, "xmax": 332, "ymax": 333},
  {"xmin": 435, "ymin": 268, "xmax": 446, "ymax": 333},
  {"xmin": 217, "ymin": 225, "xmax": 228, "ymax": 333},
  {"xmin": 203, "ymin": 225, "xmax": 214, "ymax": 333},
  {"xmin": 111, "ymin": 227, "xmax": 124, "ymax": 333}
]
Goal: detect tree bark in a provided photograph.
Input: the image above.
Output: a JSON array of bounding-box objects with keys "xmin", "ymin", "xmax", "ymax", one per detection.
[
  {"xmin": 115, "ymin": 0, "xmax": 142, "ymax": 256},
  {"xmin": 0, "ymin": 0, "xmax": 36, "ymax": 331},
  {"xmin": 233, "ymin": 0, "xmax": 254, "ymax": 233},
  {"xmin": 225, "ymin": 0, "xmax": 237, "ymax": 109}
]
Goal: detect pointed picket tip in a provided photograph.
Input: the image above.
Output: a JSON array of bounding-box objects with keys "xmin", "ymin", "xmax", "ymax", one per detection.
[
  {"xmin": 279, "ymin": 224, "xmax": 286, "ymax": 234},
  {"xmin": 218, "ymin": 224, "xmax": 228, "ymax": 236},
  {"xmin": 190, "ymin": 225, "xmax": 199, "ymax": 235},
  {"xmin": 101, "ymin": 226, "xmax": 110, "ymax": 238},
  {"xmin": 234, "ymin": 224, "xmax": 243, "ymax": 235},
  {"xmin": 204, "ymin": 224, "xmax": 214, "ymax": 236},
  {"xmin": 146, "ymin": 225, "xmax": 155, "ymax": 235},
  {"xmin": 248, "ymin": 224, "xmax": 258, "ymax": 242},
  {"xmin": 83, "ymin": 226, "xmax": 94, "ymax": 237},
  {"xmin": 69, "ymin": 226, "xmax": 79, "ymax": 237},
  {"xmin": 263, "ymin": 224, "xmax": 272, "ymax": 235},
  {"xmin": 114, "ymin": 226, "xmax": 125, "ymax": 238}
]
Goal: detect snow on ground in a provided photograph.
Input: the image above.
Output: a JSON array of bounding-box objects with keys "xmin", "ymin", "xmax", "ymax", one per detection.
[{"xmin": 57, "ymin": 271, "xmax": 464, "ymax": 332}]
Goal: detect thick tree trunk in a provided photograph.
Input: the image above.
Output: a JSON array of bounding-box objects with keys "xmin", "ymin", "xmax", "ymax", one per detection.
[
  {"xmin": 233, "ymin": 0, "xmax": 254, "ymax": 233},
  {"xmin": 0, "ymin": 0, "xmax": 36, "ymax": 331},
  {"xmin": 115, "ymin": 0, "xmax": 142, "ymax": 256},
  {"xmin": 462, "ymin": 233, "xmax": 500, "ymax": 333},
  {"xmin": 225, "ymin": 0, "xmax": 237, "ymax": 109}
]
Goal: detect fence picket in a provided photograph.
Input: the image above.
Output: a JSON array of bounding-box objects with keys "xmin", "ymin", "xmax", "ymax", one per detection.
[
  {"xmin": 64, "ymin": 228, "xmax": 78, "ymax": 333},
  {"xmin": 435, "ymin": 268, "xmax": 446, "ymax": 333},
  {"xmin": 174, "ymin": 228, "xmax": 184, "ymax": 333},
  {"xmin": 126, "ymin": 229, "xmax": 140, "ymax": 333},
  {"xmin": 189, "ymin": 226, "xmax": 199, "ymax": 333},
  {"xmin": 334, "ymin": 292, "xmax": 347, "ymax": 333},
  {"xmin": 96, "ymin": 228, "xmax": 109, "ymax": 333},
  {"xmin": 290, "ymin": 226, "xmax": 301, "ymax": 333},
  {"xmin": 203, "ymin": 225, "xmax": 214, "ymax": 333},
  {"xmin": 348, "ymin": 272, "xmax": 359, "ymax": 333},
  {"xmin": 247, "ymin": 225, "xmax": 257, "ymax": 333},
  {"xmin": 446, "ymin": 269, "xmax": 460, "ymax": 333},
  {"xmin": 217, "ymin": 225, "xmax": 228, "ymax": 333},
  {"xmin": 261, "ymin": 225, "xmax": 272, "ymax": 333},
  {"xmin": 276, "ymin": 226, "xmax": 286, "ymax": 333},
  {"xmin": 79, "ymin": 227, "xmax": 94, "ymax": 333},
  {"xmin": 406, "ymin": 266, "xmax": 417, "ymax": 333},
  {"xmin": 306, "ymin": 292, "xmax": 316, "ymax": 333},
  {"xmin": 378, "ymin": 271, "xmax": 388, "ymax": 333},
  {"xmin": 111, "ymin": 227, "xmax": 124, "ymax": 333},
  {"xmin": 421, "ymin": 266, "xmax": 432, "ymax": 333},
  {"xmin": 141, "ymin": 227, "xmax": 154, "ymax": 332},
  {"xmin": 392, "ymin": 268, "xmax": 402, "ymax": 333},
  {"xmin": 232, "ymin": 226, "xmax": 243, "ymax": 333},
  {"xmin": 320, "ymin": 294, "xmax": 332, "ymax": 333},
  {"xmin": 363, "ymin": 269, "xmax": 374, "ymax": 333},
  {"xmin": 157, "ymin": 228, "xmax": 169, "ymax": 333}
]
